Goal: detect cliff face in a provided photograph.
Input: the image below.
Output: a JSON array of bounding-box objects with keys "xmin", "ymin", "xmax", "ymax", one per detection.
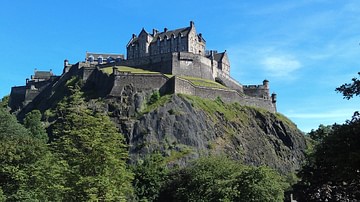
[
  {"xmin": 103, "ymin": 86, "xmax": 306, "ymax": 174},
  {"xmin": 12, "ymin": 72, "xmax": 306, "ymax": 174}
]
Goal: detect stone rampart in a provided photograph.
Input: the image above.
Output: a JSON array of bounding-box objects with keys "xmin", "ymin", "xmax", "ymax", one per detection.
[
  {"xmin": 172, "ymin": 52, "xmax": 214, "ymax": 81},
  {"xmin": 110, "ymin": 71, "xmax": 169, "ymax": 96},
  {"xmin": 173, "ymin": 76, "xmax": 276, "ymax": 112}
]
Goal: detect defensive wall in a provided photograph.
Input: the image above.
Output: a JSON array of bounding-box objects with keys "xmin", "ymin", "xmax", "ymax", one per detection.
[
  {"xmin": 172, "ymin": 76, "xmax": 276, "ymax": 112},
  {"xmin": 9, "ymin": 60, "xmax": 277, "ymax": 113}
]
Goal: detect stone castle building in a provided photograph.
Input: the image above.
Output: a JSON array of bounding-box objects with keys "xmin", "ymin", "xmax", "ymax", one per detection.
[{"xmin": 9, "ymin": 21, "xmax": 277, "ymax": 113}]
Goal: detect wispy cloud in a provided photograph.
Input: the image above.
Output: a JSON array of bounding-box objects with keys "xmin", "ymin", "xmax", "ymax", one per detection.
[
  {"xmin": 261, "ymin": 55, "xmax": 301, "ymax": 78},
  {"xmin": 287, "ymin": 109, "xmax": 355, "ymax": 120}
]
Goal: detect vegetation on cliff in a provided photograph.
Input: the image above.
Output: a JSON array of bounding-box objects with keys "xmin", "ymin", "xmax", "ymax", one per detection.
[{"xmin": 0, "ymin": 75, "xmax": 309, "ymax": 201}]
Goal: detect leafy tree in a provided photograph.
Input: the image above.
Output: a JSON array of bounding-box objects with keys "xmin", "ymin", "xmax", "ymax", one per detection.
[
  {"xmin": 308, "ymin": 124, "xmax": 332, "ymax": 143},
  {"xmin": 132, "ymin": 153, "xmax": 169, "ymax": 201},
  {"xmin": 0, "ymin": 108, "xmax": 66, "ymax": 201},
  {"xmin": 50, "ymin": 85, "xmax": 133, "ymax": 201},
  {"xmin": 336, "ymin": 72, "xmax": 360, "ymax": 99},
  {"xmin": 159, "ymin": 156, "xmax": 285, "ymax": 202},
  {"xmin": 23, "ymin": 110, "xmax": 48, "ymax": 142},
  {"xmin": 293, "ymin": 73, "xmax": 360, "ymax": 201},
  {"xmin": 0, "ymin": 95, "xmax": 9, "ymax": 109}
]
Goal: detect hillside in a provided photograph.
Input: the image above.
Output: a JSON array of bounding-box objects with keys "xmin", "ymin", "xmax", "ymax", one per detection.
[
  {"xmin": 11, "ymin": 72, "xmax": 306, "ymax": 174},
  {"xmin": 101, "ymin": 89, "xmax": 306, "ymax": 174}
]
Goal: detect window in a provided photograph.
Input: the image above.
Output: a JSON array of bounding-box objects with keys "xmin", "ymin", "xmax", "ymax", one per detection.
[
  {"xmin": 98, "ymin": 56, "xmax": 103, "ymax": 64},
  {"xmin": 88, "ymin": 55, "xmax": 94, "ymax": 62}
]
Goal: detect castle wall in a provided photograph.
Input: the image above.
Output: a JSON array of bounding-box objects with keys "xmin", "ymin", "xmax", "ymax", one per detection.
[
  {"xmin": 216, "ymin": 71, "xmax": 243, "ymax": 92},
  {"xmin": 243, "ymin": 85, "xmax": 269, "ymax": 99},
  {"xmin": 118, "ymin": 53, "xmax": 173, "ymax": 74},
  {"xmin": 172, "ymin": 52, "xmax": 214, "ymax": 80},
  {"xmin": 173, "ymin": 76, "xmax": 276, "ymax": 112},
  {"xmin": 110, "ymin": 72, "xmax": 169, "ymax": 96},
  {"xmin": 9, "ymin": 86, "xmax": 26, "ymax": 110}
]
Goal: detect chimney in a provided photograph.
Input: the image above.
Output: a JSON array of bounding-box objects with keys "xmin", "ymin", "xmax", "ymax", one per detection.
[
  {"xmin": 190, "ymin": 21, "xmax": 194, "ymax": 27},
  {"xmin": 164, "ymin": 27, "xmax": 168, "ymax": 32},
  {"xmin": 152, "ymin": 29, "xmax": 158, "ymax": 36},
  {"xmin": 132, "ymin": 34, "xmax": 136, "ymax": 38}
]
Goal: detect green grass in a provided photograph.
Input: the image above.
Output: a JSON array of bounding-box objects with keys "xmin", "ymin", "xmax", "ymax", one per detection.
[
  {"xmin": 275, "ymin": 113, "xmax": 298, "ymax": 130},
  {"xmin": 178, "ymin": 94, "xmax": 245, "ymax": 122},
  {"xmin": 179, "ymin": 76, "xmax": 228, "ymax": 89},
  {"xmin": 100, "ymin": 66, "xmax": 161, "ymax": 75},
  {"xmin": 140, "ymin": 94, "xmax": 172, "ymax": 114}
]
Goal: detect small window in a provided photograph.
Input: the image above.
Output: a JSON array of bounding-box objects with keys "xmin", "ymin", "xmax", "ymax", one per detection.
[
  {"xmin": 98, "ymin": 56, "xmax": 103, "ymax": 64},
  {"xmin": 88, "ymin": 55, "xmax": 94, "ymax": 62}
]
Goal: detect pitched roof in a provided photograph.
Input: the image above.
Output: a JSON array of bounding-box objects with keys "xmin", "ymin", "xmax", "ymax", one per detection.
[
  {"xmin": 150, "ymin": 27, "xmax": 190, "ymax": 43},
  {"xmin": 214, "ymin": 52, "xmax": 225, "ymax": 62},
  {"xmin": 128, "ymin": 26, "xmax": 191, "ymax": 47}
]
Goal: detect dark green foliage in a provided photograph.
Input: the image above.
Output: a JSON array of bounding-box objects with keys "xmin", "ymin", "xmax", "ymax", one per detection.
[
  {"xmin": 159, "ymin": 156, "xmax": 286, "ymax": 202},
  {"xmin": 23, "ymin": 110, "xmax": 48, "ymax": 142},
  {"xmin": 294, "ymin": 117, "xmax": 360, "ymax": 201},
  {"xmin": 293, "ymin": 74, "xmax": 360, "ymax": 201},
  {"xmin": 0, "ymin": 95, "xmax": 9, "ymax": 109},
  {"xmin": 308, "ymin": 124, "xmax": 332, "ymax": 143},
  {"xmin": 50, "ymin": 86, "xmax": 133, "ymax": 201},
  {"xmin": 132, "ymin": 153, "xmax": 169, "ymax": 201},
  {"xmin": 0, "ymin": 108, "xmax": 66, "ymax": 201},
  {"xmin": 336, "ymin": 72, "xmax": 360, "ymax": 99},
  {"xmin": 148, "ymin": 90, "xmax": 160, "ymax": 105}
]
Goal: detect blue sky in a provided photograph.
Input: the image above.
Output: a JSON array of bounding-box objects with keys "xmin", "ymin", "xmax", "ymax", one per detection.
[{"xmin": 1, "ymin": 0, "xmax": 359, "ymax": 132}]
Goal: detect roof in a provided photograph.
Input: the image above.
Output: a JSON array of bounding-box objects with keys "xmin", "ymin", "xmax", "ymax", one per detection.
[
  {"xmin": 127, "ymin": 26, "xmax": 191, "ymax": 46},
  {"xmin": 150, "ymin": 27, "xmax": 190, "ymax": 43},
  {"xmin": 214, "ymin": 52, "xmax": 225, "ymax": 62},
  {"xmin": 33, "ymin": 71, "xmax": 53, "ymax": 79},
  {"xmin": 86, "ymin": 52, "xmax": 124, "ymax": 59}
]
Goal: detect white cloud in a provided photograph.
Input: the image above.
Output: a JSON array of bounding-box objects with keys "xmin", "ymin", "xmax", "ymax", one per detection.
[
  {"xmin": 261, "ymin": 56, "xmax": 301, "ymax": 78},
  {"xmin": 287, "ymin": 109, "xmax": 355, "ymax": 120}
]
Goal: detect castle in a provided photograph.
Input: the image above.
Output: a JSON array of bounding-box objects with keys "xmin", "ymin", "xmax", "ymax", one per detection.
[{"xmin": 9, "ymin": 21, "xmax": 277, "ymax": 113}]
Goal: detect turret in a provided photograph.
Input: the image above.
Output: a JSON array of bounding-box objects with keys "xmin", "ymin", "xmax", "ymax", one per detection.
[
  {"xmin": 64, "ymin": 59, "xmax": 69, "ymax": 67},
  {"xmin": 271, "ymin": 92, "xmax": 277, "ymax": 103}
]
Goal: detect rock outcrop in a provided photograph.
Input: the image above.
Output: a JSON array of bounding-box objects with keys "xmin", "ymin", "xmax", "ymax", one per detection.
[{"xmin": 103, "ymin": 86, "xmax": 306, "ymax": 174}]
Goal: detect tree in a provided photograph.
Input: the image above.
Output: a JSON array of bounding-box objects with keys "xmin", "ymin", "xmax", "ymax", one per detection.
[
  {"xmin": 23, "ymin": 110, "xmax": 48, "ymax": 142},
  {"xmin": 308, "ymin": 124, "xmax": 332, "ymax": 143},
  {"xmin": 159, "ymin": 156, "xmax": 285, "ymax": 202},
  {"xmin": 0, "ymin": 95, "xmax": 9, "ymax": 109},
  {"xmin": 132, "ymin": 153, "xmax": 169, "ymax": 201},
  {"xmin": 336, "ymin": 72, "xmax": 360, "ymax": 99},
  {"xmin": 0, "ymin": 107, "xmax": 66, "ymax": 201},
  {"xmin": 50, "ymin": 86, "xmax": 133, "ymax": 201},
  {"xmin": 293, "ymin": 72, "xmax": 360, "ymax": 201}
]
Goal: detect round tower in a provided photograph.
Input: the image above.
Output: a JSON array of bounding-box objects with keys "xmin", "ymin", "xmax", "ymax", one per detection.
[{"xmin": 271, "ymin": 92, "xmax": 277, "ymax": 103}]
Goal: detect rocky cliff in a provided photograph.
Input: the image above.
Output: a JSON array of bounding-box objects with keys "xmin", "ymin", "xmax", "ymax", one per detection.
[
  {"xmin": 100, "ymin": 85, "xmax": 306, "ymax": 174},
  {"xmin": 13, "ymin": 74, "xmax": 306, "ymax": 174}
]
